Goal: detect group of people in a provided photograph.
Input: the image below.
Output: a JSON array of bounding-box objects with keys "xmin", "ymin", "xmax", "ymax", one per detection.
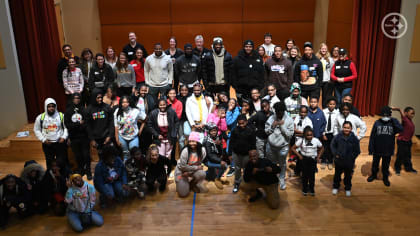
[{"xmin": 0, "ymin": 32, "xmax": 416, "ymax": 232}]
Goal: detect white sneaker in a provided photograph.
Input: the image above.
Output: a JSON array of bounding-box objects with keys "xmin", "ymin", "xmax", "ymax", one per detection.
[
  {"xmin": 280, "ymin": 180, "xmax": 286, "ymax": 190},
  {"xmin": 332, "ymin": 188, "xmax": 338, "ymax": 195},
  {"xmin": 345, "ymin": 190, "xmax": 351, "ymax": 197}
]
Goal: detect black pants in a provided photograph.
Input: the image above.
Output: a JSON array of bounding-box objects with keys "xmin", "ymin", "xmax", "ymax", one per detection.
[
  {"xmin": 0, "ymin": 201, "xmax": 31, "ymax": 227},
  {"xmin": 395, "ymin": 140, "xmax": 413, "ymax": 171},
  {"xmin": 70, "ymin": 137, "xmax": 91, "ymax": 173},
  {"xmin": 206, "ymin": 84, "xmax": 230, "ymax": 97},
  {"xmin": 333, "ymin": 163, "xmax": 353, "ymax": 190},
  {"xmin": 371, "ymin": 155, "xmax": 391, "ymax": 179},
  {"xmin": 146, "ymin": 172, "xmax": 167, "ymax": 191},
  {"xmin": 42, "ymin": 142, "xmax": 68, "ymax": 169},
  {"xmin": 301, "ymin": 156, "xmax": 316, "ymax": 193},
  {"xmin": 321, "ymin": 133, "xmax": 334, "ymax": 163},
  {"xmin": 321, "ymin": 82, "xmax": 335, "ymax": 108},
  {"xmin": 117, "ymin": 87, "xmax": 133, "ymax": 97},
  {"xmin": 300, "ymin": 88, "xmax": 320, "ymax": 100}
]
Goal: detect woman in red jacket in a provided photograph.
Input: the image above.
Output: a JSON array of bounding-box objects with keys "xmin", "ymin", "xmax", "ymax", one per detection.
[
  {"xmin": 330, "ymin": 48, "xmax": 357, "ymax": 105},
  {"xmin": 130, "ymin": 48, "xmax": 146, "ymax": 89}
]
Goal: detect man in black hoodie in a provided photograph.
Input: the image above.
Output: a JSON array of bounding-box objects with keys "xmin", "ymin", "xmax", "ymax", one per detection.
[
  {"xmin": 241, "ymin": 150, "xmax": 280, "ymax": 209},
  {"xmin": 228, "ymin": 114, "xmax": 256, "ymax": 193},
  {"xmin": 231, "ymin": 40, "xmax": 265, "ymax": 104},
  {"xmin": 85, "ymin": 88, "xmax": 115, "ymax": 159},
  {"xmin": 201, "ymin": 37, "xmax": 233, "ymax": 96},
  {"xmin": 293, "ymin": 42, "xmax": 323, "ymax": 100},
  {"xmin": 64, "ymin": 93, "xmax": 92, "ymax": 179},
  {"xmin": 175, "ymin": 43, "xmax": 201, "ymax": 92}
]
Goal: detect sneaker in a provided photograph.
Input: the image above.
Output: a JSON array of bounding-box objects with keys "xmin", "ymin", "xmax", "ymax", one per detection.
[
  {"xmin": 226, "ymin": 167, "xmax": 235, "ymax": 177},
  {"xmin": 137, "ymin": 191, "xmax": 145, "ymax": 199},
  {"xmin": 302, "ymin": 191, "xmax": 307, "ymax": 196},
  {"xmin": 280, "ymin": 180, "xmax": 286, "ymax": 190},
  {"xmin": 309, "ymin": 191, "xmax": 315, "ymax": 196},
  {"xmin": 367, "ymin": 175, "xmax": 376, "ymax": 182},
  {"xmin": 232, "ymin": 184, "xmax": 239, "ymax": 193},
  {"xmin": 221, "ymin": 179, "xmax": 230, "ymax": 185},
  {"xmin": 395, "ymin": 170, "xmax": 401, "ymax": 176},
  {"xmin": 407, "ymin": 168, "xmax": 418, "ymax": 174},
  {"xmin": 383, "ymin": 178, "xmax": 391, "ymax": 187},
  {"xmin": 214, "ymin": 179, "xmax": 224, "ymax": 190},
  {"xmin": 321, "ymin": 163, "xmax": 326, "ymax": 170},
  {"xmin": 328, "ymin": 163, "xmax": 333, "ymax": 170},
  {"xmin": 345, "ymin": 190, "xmax": 351, "ymax": 197},
  {"xmin": 332, "ymin": 188, "xmax": 338, "ymax": 195},
  {"xmin": 196, "ymin": 183, "xmax": 209, "ymax": 193},
  {"xmin": 248, "ymin": 189, "xmax": 263, "ymax": 202}
]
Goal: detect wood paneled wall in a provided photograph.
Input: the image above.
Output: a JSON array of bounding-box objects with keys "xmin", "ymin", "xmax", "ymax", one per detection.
[
  {"xmin": 98, "ymin": 0, "xmax": 316, "ymax": 57},
  {"xmin": 326, "ymin": 0, "xmax": 354, "ymax": 53}
]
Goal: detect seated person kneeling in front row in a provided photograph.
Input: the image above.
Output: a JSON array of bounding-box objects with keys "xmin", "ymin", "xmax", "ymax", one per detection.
[{"xmin": 241, "ymin": 150, "xmax": 280, "ymax": 209}]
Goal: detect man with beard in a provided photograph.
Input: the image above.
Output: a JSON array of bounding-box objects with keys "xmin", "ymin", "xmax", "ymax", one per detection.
[
  {"xmin": 202, "ymin": 37, "xmax": 233, "ymax": 96},
  {"xmin": 185, "ymin": 84, "xmax": 213, "ymax": 139},
  {"xmin": 34, "ymin": 98, "xmax": 68, "ymax": 169},
  {"xmin": 145, "ymin": 43, "xmax": 173, "ymax": 102},
  {"xmin": 174, "ymin": 43, "xmax": 201, "ymax": 93},
  {"xmin": 294, "ymin": 42, "xmax": 323, "ymax": 100},
  {"xmin": 193, "ymin": 35, "xmax": 211, "ymax": 60},
  {"xmin": 231, "ymin": 40, "xmax": 265, "ymax": 104},
  {"xmin": 122, "ymin": 32, "xmax": 148, "ymax": 61},
  {"xmin": 264, "ymin": 45, "xmax": 293, "ymax": 100}
]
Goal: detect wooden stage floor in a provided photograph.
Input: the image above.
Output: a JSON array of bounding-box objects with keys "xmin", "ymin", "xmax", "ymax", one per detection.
[{"xmin": 0, "ymin": 120, "xmax": 419, "ymax": 235}]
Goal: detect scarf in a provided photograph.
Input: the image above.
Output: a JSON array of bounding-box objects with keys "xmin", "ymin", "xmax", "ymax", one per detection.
[
  {"xmin": 212, "ymin": 48, "xmax": 225, "ymax": 84},
  {"xmin": 196, "ymin": 95, "xmax": 203, "ymax": 123}
]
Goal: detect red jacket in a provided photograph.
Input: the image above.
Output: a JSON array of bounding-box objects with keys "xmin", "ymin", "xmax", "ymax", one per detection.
[
  {"xmin": 130, "ymin": 59, "xmax": 145, "ymax": 83},
  {"xmin": 167, "ymin": 98, "xmax": 183, "ymax": 120}
]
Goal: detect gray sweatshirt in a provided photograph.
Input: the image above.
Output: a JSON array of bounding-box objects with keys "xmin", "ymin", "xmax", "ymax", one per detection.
[
  {"xmin": 114, "ymin": 64, "xmax": 136, "ymax": 88},
  {"xmin": 145, "ymin": 53, "xmax": 173, "ymax": 87}
]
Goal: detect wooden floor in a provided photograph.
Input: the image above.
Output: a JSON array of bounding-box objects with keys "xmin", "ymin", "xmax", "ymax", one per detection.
[{"xmin": 0, "ymin": 120, "xmax": 420, "ymax": 235}]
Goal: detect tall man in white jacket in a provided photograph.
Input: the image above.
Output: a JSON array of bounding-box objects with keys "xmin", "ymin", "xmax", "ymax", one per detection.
[
  {"xmin": 34, "ymin": 98, "xmax": 69, "ymax": 169},
  {"xmin": 144, "ymin": 43, "xmax": 173, "ymax": 102},
  {"xmin": 185, "ymin": 84, "xmax": 213, "ymax": 141}
]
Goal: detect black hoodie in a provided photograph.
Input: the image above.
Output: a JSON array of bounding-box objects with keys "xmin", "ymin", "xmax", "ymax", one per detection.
[
  {"xmin": 0, "ymin": 175, "xmax": 31, "ymax": 208},
  {"xmin": 88, "ymin": 62, "xmax": 115, "ymax": 91},
  {"xmin": 293, "ymin": 54, "xmax": 323, "ymax": 92},
  {"xmin": 64, "ymin": 93, "xmax": 88, "ymax": 139},
  {"xmin": 85, "ymin": 88, "xmax": 114, "ymax": 140},
  {"xmin": 174, "ymin": 54, "xmax": 201, "ymax": 85},
  {"xmin": 231, "ymin": 49, "xmax": 265, "ymax": 95}
]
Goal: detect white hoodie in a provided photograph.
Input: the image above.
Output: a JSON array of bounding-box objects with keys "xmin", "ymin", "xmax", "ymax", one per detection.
[
  {"xmin": 34, "ymin": 98, "xmax": 68, "ymax": 143},
  {"xmin": 144, "ymin": 53, "xmax": 173, "ymax": 87}
]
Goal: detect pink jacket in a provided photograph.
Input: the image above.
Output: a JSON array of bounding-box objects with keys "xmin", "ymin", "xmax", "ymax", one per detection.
[{"xmin": 206, "ymin": 112, "xmax": 227, "ymax": 135}]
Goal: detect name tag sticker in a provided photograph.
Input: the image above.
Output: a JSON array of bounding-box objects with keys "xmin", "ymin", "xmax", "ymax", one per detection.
[
  {"xmin": 128, "ymin": 52, "xmax": 133, "ymax": 55},
  {"xmin": 132, "ymin": 64, "xmax": 137, "ymax": 67},
  {"xmin": 336, "ymin": 66, "xmax": 341, "ymax": 69},
  {"xmin": 309, "ymin": 67, "xmax": 315, "ymax": 71},
  {"xmin": 94, "ymin": 72, "xmax": 100, "ymax": 75}
]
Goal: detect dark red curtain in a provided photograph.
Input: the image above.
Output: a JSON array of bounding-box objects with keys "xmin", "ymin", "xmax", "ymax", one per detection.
[
  {"xmin": 350, "ymin": 0, "xmax": 401, "ymax": 116},
  {"xmin": 9, "ymin": 0, "xmax": 65, "ymax": 121}
]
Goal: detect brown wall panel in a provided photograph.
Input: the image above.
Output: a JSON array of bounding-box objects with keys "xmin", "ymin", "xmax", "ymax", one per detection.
[
  {"xmin": 326, "ymin": 0, "xmax": 353, "ymax": 51},
  {"xmin": 101, "ymin": 25, "xmax": 172, "ymax": 55},
  {"xmin": 243, "ymin": 0, "xmax": 316, "ymax": 22},
  {"xmin": 172, "ymin": 23, "xmax": 243, "ymax": 55},
  {"xmin": 171, "ymin": 0, "xmax": 242, "ymax": 23},
  {"xmin": 243, "ymin": 22, "xmax": 314, "ymax": 51},
  {"xmin": 98, "ymin": 0, "xmax": 170, "ymax": 25}
]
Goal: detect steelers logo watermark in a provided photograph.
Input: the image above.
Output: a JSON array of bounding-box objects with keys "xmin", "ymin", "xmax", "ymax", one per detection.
[{"xmin": 381, "ymin": 13, "xmax": 407, "ymax": 39}]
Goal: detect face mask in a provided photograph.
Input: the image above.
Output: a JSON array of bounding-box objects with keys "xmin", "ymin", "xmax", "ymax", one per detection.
[{"xmin": 381, "ymin": 117, "xmax": 390, "ymax": 122}]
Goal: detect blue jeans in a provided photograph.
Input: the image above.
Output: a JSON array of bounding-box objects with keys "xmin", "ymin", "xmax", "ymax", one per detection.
[
  {"xmin": 119, "ymin": 135, "xmax": 139, "ymax": 162},
  {"xmin": 100, "ymin": 181, "xmax": 129, "ymax": 202},
  {"xmin": 335, "ymin": 87, "xmax": 352, "ymax": 106},
  {"xmin": 67, "ymin": 209, "xmax": 103, "ymax": 232},
  {"xmin": 207, "ymin": 161, "xmax": 228, "ymax": 179},
  {"xmin": 267, "ymin": 145, "xmax": 289, "ymax": 183}
]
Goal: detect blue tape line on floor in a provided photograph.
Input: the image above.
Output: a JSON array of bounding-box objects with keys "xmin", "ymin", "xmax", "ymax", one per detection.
[{"xmin": 190, "ymin": 192, "xmax": 197, "ymax": 236}]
